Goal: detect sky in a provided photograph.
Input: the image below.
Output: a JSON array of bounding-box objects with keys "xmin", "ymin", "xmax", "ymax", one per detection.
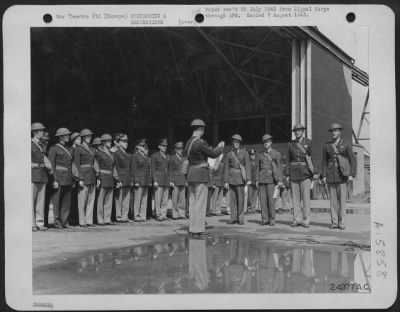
[{"xmin": 318, "ymin": 26, "xmax": 370, "ymax": 152}]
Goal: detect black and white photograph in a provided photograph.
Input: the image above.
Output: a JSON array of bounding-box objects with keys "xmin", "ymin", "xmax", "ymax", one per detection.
[{"xmin": 3, "ymin": 4, "xmax": 396, "ymax": 310}]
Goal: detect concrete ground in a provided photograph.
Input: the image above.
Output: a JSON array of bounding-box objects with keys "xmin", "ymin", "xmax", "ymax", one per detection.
[{"xmin": 33, "ymin": 206, "xmax": 370, "ymax": 269}]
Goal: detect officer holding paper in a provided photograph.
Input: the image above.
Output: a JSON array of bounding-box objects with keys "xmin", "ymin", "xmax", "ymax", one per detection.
[
  {"xmin": 286, "ymin": 124, "xmax": 318, "ymax": 228},
  {"xmin": 322, "ymin": 123, "xmax": 356, "ymax": 230}
]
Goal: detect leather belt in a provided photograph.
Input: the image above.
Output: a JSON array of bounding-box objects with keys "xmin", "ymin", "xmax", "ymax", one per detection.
[
  {"xmin": 31, "ymin": 163, "xmax": 45, "ymax": 168},
  {"xmin": 81, "ymin": 164, "xmax": 93, "ymax": 168},
  {"xmin": 100, "ymin": 169, "xmax": 112, "ymax": 175},
  {"xmin": 189, "ymin": 163, "xmax": 209, "ymax": 169},
  {"xmin": 55, "ymin": 165, "xmax": 70, "ymax": 171},
  {"xmin": 290, "ymin": 162, "xmax": 307, "ymax": 166}
]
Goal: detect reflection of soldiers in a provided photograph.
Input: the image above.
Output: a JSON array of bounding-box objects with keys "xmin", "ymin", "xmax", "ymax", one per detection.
[
  {"xmin": 323, "ymin": 251, "xmax": 357, "ymax": 292},
  {"xmin": 287, "ymin": 248, "xmax": 320, "ymax": 293},
  {"xmin": 188, "ymin": 238, "xmax": 209, "ymax": 291},
  {"xmin": 256, "ymin": 247, "xmax": 283, "ymax": 293}
]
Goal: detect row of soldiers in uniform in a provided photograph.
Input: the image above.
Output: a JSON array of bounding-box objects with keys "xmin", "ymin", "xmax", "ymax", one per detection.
[
  {"xmin": 182, "ymin": 119, "xmax": 356, "ymax": 237},
  {"xmin": 31, "ymin": 119, "xmax": 356, "ymax": 233}
]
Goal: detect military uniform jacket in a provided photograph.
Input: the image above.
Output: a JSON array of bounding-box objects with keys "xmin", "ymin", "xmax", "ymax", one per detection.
[
  {"xmin": 74, "ymin": 143, "xmax": 97, "ymax": 185},
  {"xmin": 151, "ymin": 151, "xmax": 170, "ymax": 187},
  {"xmin": 224, "ymin": 149, "xmax": 251, "ymax": 186},
  {"xmin": 322, "ymin": 138, "xmax": 357, "ymax": 184},
  {"xmin": 256, "ymin": 148, "xmax": 283, "ymax": 184},
  {"xmin": 286, "ymin": 138, "xmax": 316, "ymax": 181},
  {"xmin": 31, "ymin": 139, "xmax": 49, "ymax": 183},
  {"xmin": 130, "ymin": 151, "xmax": 152, "ymax": 187},
  {"xmin": 183, "ymin": 136, "xmax": 223, "ymax": 184},
  {"xmin": 211, "ymin": 157, "xmax": 225, "ymax": 187},
  {"xmin": 113, "ymin": 148, "xmax": 132, "ymax": 186},
  {"xmin": 95, "ymin": 147, "xmax": 117, "ymax": 188},
  {"xmin": 48, "ymin": 143, "xmax": 73, "ymax": 186},
  {"xmin": 168, "ymin": 153, "xmax": 186, "ymax": 186}
]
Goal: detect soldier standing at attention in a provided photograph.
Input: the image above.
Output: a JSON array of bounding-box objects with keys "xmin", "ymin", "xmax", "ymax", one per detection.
[
  {"xmin": 95, "ymin": 134, "xmax": 117, "ymax": 226},
  {"xmin": 74, "ymin": 129, "xmax": 98, "ymax": 227},
  {"xmin": 151, "ymin": 138, "xmax": 170, "ymax": 221},
  {"xmin": 247, "ymin": 149, "xmax": 258, "ymax": 214},
  {"xmin": 131, "ymin": 139, "xmax": 152, "ymax": 222},
  {"xmin": 31, "ymin": 122, "xmax": 50, "ymax": 231},
  {"xmin": 209, "ymin": 154, "xmax": 225, "ymax": 216},
  {"xmin": 322, "ymin": 123, "xmax": 356, "ymax": 230},
  {"xmin": 169, "ymin": 142, "xmax": 187, "ymax": 220},
  {"xmin": 68, "ymin": 132, "xmax": 81, "ymax": 226},
  {"xmin": 256, "ymin": 134, "xmax": 284, "ymax": 226},
  {"xmin": 183, "ymin": 119, "xmax": 224, "ymax": 237},
  {"xmin": 91, "ymin": 137, "xmax": 102, "ymax": 153},
  {"xmin": 113, "ymin": 133, "xmax": 133, "ymax": 223},
  {"xmin": 48, "ymin": 128, "xmax": 73, "ymax": 229},
  {"xmin": 224, "ymin": 134, "xmax": 251, "ymax": 225},
  {"xmin": 286, "ymin": 124, "xmax": 318, "ymax": 228}
]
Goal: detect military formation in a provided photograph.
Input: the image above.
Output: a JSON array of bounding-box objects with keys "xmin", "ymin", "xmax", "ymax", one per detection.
[{"xmin": 31, "ymin": 119, "xmax": 356, "ymax": 234}]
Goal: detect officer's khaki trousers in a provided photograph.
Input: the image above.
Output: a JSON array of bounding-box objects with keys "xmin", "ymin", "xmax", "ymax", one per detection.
[
  {"xmin": 117, "ymin": 186, "xmax": 131, "ymax": 221},
  {"xmin": 188, "ymin": 183, "xmax": 208, "ymax": 233},
  {"xmin": 114, "ymin": 188, "xmax": 121, "ymax": 219},
  {"xmin": 97, "ymin": 187, "xmax": 113, "ymax": 224},
  {"xmin": 259, "ymin": 183, "xmax": 275, "ymax": 222},
  {"xmin": 329, "ymin": 182, "xmax": 347, "ymax": 226},
  {"xmin": 134, "ymin": 186, "xmax": 148, "ymax": 220},
  {"xmin": 78, "ymin": 184, "xmax": 95, "ymax": 225},
  {"xmin": 171, "ymin": 185, "xmax": 186, "ymax": 218},
  {"xmin": 32, "ymin": 182, "xmax": 46, "ymax": 227},
  {"xmin": 211, "ymin": 186, "xmax": 223, "ymax": 214},
  {"xmin": 154, "ymin": 186, "xmax": 169, "ymax": 218},
  {"xmin": 52, "ymin": 185, "xmax": 72, "ymax": 225},
  {"xmin": 247, "ymin": 184, "xmax": 258, "ymax": 212},
  {"xmin": 229, "ymin": 185, "xmax": 245, "ymax": 222},
  {"xmin": 291, "ymin": 179, "xmax": 311, "ymax": 225}
]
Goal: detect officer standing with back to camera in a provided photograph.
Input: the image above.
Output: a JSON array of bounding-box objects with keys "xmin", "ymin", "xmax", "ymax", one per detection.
[
  {"xmin": 286, "ymin": 124, "xmax": 319, "ymax": 228},
  {"xmin": 131, "ymin": 138, "xmax": 152, "ymax": 222},
  {"xmin": 113, "ymin": 133, "xmax": 133, "ymax": 223},
  {"xmin": 183, "ymin": 119, "xmax": 224, "ymax": 237},
  {"xmin": 224, "ymin": 134, "xmax": 251, "ymax": 225},
  {"xmin": 48, "ymin": 127, "xmax": 73, "ymax": 229},
  {"xmin": 322, "ymin": 123, "xmax": 356, "ymax": 230},
  {"xmin": 256, "ymin": 134, "xmax": 284, "ymax": 226},
  {"xmin": 95, "ymin": 134, "xmax": 117, "ymax": 226},
  {"xmin": 74, "ymin": 128, "xmax": 98, "ymax": 227},
  {"xmin": 168, "ymin": 142, "xmax": 187, "ymax": 220},
  {"xmin": 31, "ymin": 122, "xmax": 51, "ymax": 231},
  {"xmin": 151, "ymin": 138, "xmax": 171, "ymax": 221}
]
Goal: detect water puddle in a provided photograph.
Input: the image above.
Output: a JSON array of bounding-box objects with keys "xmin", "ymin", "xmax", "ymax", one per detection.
[{"xmin": 33, "ymin": 236, "xmax": 371, "ymax": 294}]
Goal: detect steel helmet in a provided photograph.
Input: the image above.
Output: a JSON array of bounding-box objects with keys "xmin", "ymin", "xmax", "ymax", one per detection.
[
  {"xmin": 70, "ymin": 132, "xmax": 80, "ymax": 142},
  {"xmin": 231, "ymin": 134, "xmax": 242, "ymax": 142},
  {"xmin": 190, "ymin": 119, "xmax": 206, "ymax": 127},
  {"xmin": 292, "ymin": 123, "xmax": 306, "ymax": 131},
  {"xmin": 91, "ymin": 137, "xmax": 102, "ymax": 146},
  {"xmin": 55, "ymin": 127, "xmax": 72, "ymax": 137},
  {"xmin": 100, "ymin": 133, "xmax": 113, "ymax": 141},
  {"xmin": 80, "ymin": 129, "xmax": 93, "ymax": 137},
  {"xmin": 31, "ymin": 122, "xmax": 46, "ymax": 132}
]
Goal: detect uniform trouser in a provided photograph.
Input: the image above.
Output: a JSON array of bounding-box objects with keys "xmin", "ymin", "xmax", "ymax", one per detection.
[
  {"xmin": 259, "ymin": 183, "xmax": 275, "ymax": 222},
  {"xmin": 134, "ymin": 186, "xmax": 149, "ymax": 220},
  {"xmin": 328, "ymin": 182, "xmax": 347, "ymax": 226},
  {"xmin": 97, "ymin": 187, "xmax": 113, "ymax": 224},
  {"xmin": 78, "ymin": 184, "xmax": 95, "ymax": 225},
  {"xmin": 281, "ymin": 188, "xmax": 293, "ymax": 210},
  {"xmin": 211, "ymin": 186, "xmax": 223, "ymax": 214},
  {"xmin": 154, "ymin": 186, "xmax": 169, "ymax": 218},
  {"xmin": 117, "ymin": 186, "xmax": 131, "ymax": 221},
  {"xmin": 51, "ymin": 185, "xmax": 72, "ymax": 225},
  {"xmin": 229, "ymin": 185, "xmax": 245, "ymax": 222},
  {"xmin": 291, "ymin": 179, "xmax": 311, "ymax": 225},
  {"xmin": 188, "ymin": 183, "xmax": 208, "ymax": 233},
  {"xmin": 69, "ymin": 185, "xmax": 79, "ymax": 225},
  {"xmin": 172, "ymin": 185, "xmax": 186, "ymax": 218},
  {"xmin": 114, "ymin": 188, "xmax": 121, "ymax": 220},
  {"xmin": 32, "ymin": 182, "xmax": 46, "ymax": 227},
  {"xmin": 247, "ymin": 184, "xmax": 258, "ymax": 212}
]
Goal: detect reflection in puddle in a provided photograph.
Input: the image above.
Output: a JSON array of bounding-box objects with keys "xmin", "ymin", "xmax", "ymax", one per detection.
[{"xmin": 33, "ymin": 237, "xmax": 371, "ymax": 294}]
